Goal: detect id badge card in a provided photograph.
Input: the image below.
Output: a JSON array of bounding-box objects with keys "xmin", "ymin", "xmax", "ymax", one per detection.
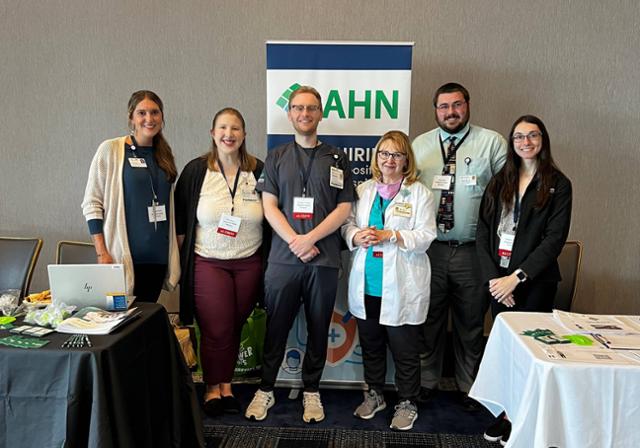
[
  {"xmin": 147, "ymin": 204, "xmax": 167, "ymax": 223},
  {"xmin": 459, "ymin": 175, "xmax": 477, "ymax": 186},
  {"xmin": 293, "ymin": 196, "xmax": 314, "ymax": 220},
  {"xmin": 394, "ymin": 202, "xmax": 412, "ymax": 218},
  {"xmin": 217, "ymin": 214, "xmax": 242, "ymax": 237},
  {"xmin": 432, "ymin": 175, "xmax": 452, "ymax": 190},
  {"xmin": 242, "ymin": 187, "xmax": 259, "ymax": 202},
  {"xmin": 329, "ymin": 166, "xmax": 344, "ymax": 189},
  {"xmin": 498, "ymin": 233, "xmax": 515, "ymax": 267},
  {"xmin": 128, "ymin": 157, "xmax": 147, "ymax": 168}
]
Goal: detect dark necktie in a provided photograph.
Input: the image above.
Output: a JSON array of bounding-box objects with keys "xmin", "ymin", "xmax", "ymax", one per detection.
[{"xmin": 437, "ymin": 137, "xmax": 458, "ymax": 232}]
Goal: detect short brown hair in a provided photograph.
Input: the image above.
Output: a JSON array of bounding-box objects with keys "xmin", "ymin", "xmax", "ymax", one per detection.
[
  {"xmin": 288, "ymin": 86, "xmax": 322, "ymax": 111},
  {"xmin": 370, "ymin": 131, "xmax": 418, "ymax": 185}
]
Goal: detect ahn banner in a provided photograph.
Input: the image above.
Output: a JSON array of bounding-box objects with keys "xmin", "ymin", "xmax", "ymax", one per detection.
[
  {"xmin": 266, "ymin": 40, "xmax": 414, "ymax": 185},
  {"xmin": 267, "ymin": 41, "xmax": 413, "ymax": 387}
]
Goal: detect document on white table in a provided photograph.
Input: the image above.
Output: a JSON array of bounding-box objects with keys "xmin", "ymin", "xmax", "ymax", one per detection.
[
  {"xmin": 539, "ymin": 345, "xmax": 640, "ymax": 365},
  {"xmin": 553, "ymin": 310, "xmax": 640, "ymax": 334}
]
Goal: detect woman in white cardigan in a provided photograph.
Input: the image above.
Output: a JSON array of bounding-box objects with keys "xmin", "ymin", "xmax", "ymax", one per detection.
[
  {"xmin": 342, "ymin": 131, "xmax": 437, "ymax": 431},
  {"xmin": 81, "ymin": 90, "xmax": 180, "ymax": 301}
]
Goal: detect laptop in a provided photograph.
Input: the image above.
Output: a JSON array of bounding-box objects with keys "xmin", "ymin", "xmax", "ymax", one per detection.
[{"xmin": 48, "ymin": 264, "xmax": 128, "ymax": 310}]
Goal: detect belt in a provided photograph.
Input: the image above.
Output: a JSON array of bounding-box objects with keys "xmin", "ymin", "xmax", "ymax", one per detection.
[{"xmin": 434, "ymin": 240, "xmax": 475, "ymax": 248}]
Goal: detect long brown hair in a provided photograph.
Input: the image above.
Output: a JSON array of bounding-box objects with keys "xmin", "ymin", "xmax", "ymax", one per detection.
[
  {"xmin": 127, "ymin": 90, "xmax": 177, "ymax": 182},
  {"xmin": 485, "ymin": 115, "xmax": 558, "ymax": 214},
  {"xmin": 370, "ymin": 130, "xmax": 419, "ymax": 185},
  {"xmin": 204, "ymin": 107, "xmax": 257, "ymax": 172}
]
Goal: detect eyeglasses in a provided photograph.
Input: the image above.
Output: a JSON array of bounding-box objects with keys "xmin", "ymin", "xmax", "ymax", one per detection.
[
  {"xmin": 436, "ymin": 101, "xmax": 467, "ymax": 111},
  {"xmin": 377, "ymin": 151, "xmax": 406, "ymax": 161},
  {"xmin": 512, "ymin": 131, "xmax": 542, "ymax": 142},
  {"xmin": 289, "ymin": 104, "xmax": 321, "ymax": 113}
]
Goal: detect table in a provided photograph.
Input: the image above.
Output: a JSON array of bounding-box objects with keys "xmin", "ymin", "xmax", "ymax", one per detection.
[
  {"xmin": 0, "ymin": 303, "xmax": 204, "ymax": 448},
  {"xmin": 469, "ymin": 312, "xmax": 640, "ymax": 448}
]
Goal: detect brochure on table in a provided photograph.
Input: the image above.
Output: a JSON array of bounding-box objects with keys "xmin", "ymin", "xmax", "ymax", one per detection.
[{"xmin": 56, "ymin": 307, "xmax": 141, "ymax": 335}]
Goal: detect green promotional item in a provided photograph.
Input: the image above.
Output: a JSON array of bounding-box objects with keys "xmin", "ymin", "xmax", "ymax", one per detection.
[
  {"xmin": 563, "ymin": 334, "xmax": 594, "ymax": 346},
  {"xmin": 0, "ymin": 335, "xmax": 50, "ymax": 349},
  {"xmin": 234, "ymin": 307, "xmax": 267, "ymax": 378}
]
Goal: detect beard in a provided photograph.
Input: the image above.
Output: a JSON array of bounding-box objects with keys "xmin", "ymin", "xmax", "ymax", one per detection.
[{"xmin": 436, "ymin": 111, "xmax": 470, "ymax": 134}]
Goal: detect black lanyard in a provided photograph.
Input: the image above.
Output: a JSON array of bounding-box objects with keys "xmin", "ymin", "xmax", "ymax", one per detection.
[
  {"xmin": 218, "ymin": 159, "xmax": 241, "ymax": 215},
  {"xmin": 439, "ymin": 128, "xmax": 471, "ymax": 165},
  {"xmin": 513, "ymin": 191, "xmax": 521, "ymax": 226},
  {"xmin": 377, "ymin": 178, "xmax": 404, "ymax": 226},
  {"xmin": 294, "ymin": 143, "xmax": 318, "ymax": 197}
]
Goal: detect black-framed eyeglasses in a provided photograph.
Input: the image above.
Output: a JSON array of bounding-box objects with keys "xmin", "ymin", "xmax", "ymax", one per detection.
[
  {"xmin": 377, "ymin": 151, "xmax": 406, "ymax": 161},
  {"xmin": 512, "ymin": 131, "xmax": 542, "ymax": 142},
  {"xmin": 435, "ymin": 101, "xmax": 467, "ymax": 111},
  {"xmin": 289, "ymin": 104, "xmax": 321, "ymax": 113}
]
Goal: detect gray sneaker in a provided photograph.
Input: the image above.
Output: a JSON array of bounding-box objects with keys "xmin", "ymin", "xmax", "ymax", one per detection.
[
  {"xmin": 390, "ymin": 400, "xmax": 418, "ymax": 431},
  {"xmin": 354, "ymin": 389, "xmax": 386, "ymax": 419}
]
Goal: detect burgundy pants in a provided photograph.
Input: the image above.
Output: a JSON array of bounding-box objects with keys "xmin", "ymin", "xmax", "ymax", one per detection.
[{"xmin": 193, "ymin": 252, "xmax": 262, "ymax": 385}]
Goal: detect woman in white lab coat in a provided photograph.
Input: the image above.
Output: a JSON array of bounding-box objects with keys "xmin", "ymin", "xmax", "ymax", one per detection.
[{"xmin": 342, "ymin": 130, "xmax": 437, "ymax": 431}]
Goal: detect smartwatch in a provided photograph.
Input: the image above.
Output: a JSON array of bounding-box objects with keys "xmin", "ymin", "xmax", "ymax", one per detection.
[{"xmin": 515, "ymin": 268, "xmax": 528, "ymax": 283}]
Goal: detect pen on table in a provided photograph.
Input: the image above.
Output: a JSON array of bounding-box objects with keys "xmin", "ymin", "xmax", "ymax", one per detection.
[{"xmin": 85, "ymin": 335, "xmax": 92, "ymax": 347}]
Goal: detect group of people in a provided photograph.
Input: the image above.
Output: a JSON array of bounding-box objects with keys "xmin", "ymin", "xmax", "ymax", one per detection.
[{"xmin": 82, "ymin": 82, "xmax": 572, "ymax": 440}]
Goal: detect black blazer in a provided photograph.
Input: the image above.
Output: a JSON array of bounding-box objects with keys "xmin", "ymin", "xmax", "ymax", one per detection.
[
  {"xmin": 174, "ymin": 156, "xmax": 267, "ymax": 324},
  {"xmin": 476, "ymin": 169, "xmax": 572, "ymax": 286}
]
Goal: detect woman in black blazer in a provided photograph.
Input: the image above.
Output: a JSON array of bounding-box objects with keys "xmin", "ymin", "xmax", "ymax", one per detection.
[{"xmin": 477, "ymin": 114, "xmax": 572, "ymax": 444}]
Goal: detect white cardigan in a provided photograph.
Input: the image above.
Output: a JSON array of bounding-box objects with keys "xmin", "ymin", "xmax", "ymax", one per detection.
[
  {"xmin": 341, "ymin": 179, "xmax": 437, "ymax": 326},
  {"xmin": 81, "ymin": 136, "xmax": 180, "ymax": 295}
]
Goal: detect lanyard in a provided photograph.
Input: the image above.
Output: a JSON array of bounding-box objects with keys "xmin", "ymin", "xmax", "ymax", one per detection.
[
  {"xmin": 377, "ymin": 178, "xmax": 404, "ymax": 226},
  {"xmin": 130, "ymin": 136, "xmax": 160, "ymax": 230},
  {"xmin": 439, "ymin": 128, "xmax": 471, "ymax": 165},
  {"xmin": 513, "ymin": 191, "xmax": 521, "ymax": 227},
  {"xmin": 294, "ymin": 142, "xmax": 318, "ymax": 197},
  {"xmin": 218, "ymin": 159, "xmax": 241, "ymax": 215}
]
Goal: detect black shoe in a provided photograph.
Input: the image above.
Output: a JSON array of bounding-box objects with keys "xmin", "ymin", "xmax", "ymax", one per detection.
[
  {"xmin": 416, "ymin": 387, "xmax": 436, "ymax": 404},
  {"xmin": 484, "ymin": 412, "xmax": 511, "ymax": 443},
  {"xmin": 221, "ymin": 395, "xmax": 241, "ymax": 414},
  {"xmin": 203, "ymin": 398, "xmax": 224, "ymax": 417},
  {"xmin": 459, "ymin": 392, "xmax": 481, "ymax": 412}
]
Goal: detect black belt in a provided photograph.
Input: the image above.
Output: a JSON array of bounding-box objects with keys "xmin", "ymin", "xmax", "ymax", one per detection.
[{"xmin": 434, "ymin": 240, "xmax": 475, "ymax": 248}]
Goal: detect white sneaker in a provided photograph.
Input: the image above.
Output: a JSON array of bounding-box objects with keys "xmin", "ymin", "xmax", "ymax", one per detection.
[
  {"xmin": 302, "ymin": 391, "xmax": 325, "ymax": 423},
  {"xmin": 244, "ymin": 390, "xmax": 275, "ymax": 421}
]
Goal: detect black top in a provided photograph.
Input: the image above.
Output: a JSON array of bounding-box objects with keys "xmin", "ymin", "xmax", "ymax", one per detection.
[
  {"xmin": 476, "ymin": 169, "xmax": 572, "ymax": 285},
  {"xmin": 174, "ymin": 156, "xmax": 266, "ymax": 325},
  {"xmin": 257, "ymin": 141, "xmax": 357, "ymax": 268}
]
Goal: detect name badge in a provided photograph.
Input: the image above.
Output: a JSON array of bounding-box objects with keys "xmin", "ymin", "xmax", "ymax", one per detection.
[
  {"xmin": 393, "ymin": 203, "xmax": 412, "ymax": 218},
  {"xmin": 498, "ymin": 233, "xmax": 515, "ymax": 268},
  {"xmin": 147, "ymin": 204, "xmax": 167, "ymax": 223},
  {"xmin": 128, "ymin": 157, "xmax": 147, "ymax": 168},
  {"xmin": 373, "ymin": 251, "xmax": 383, "ymax": 258},
  {"xmin": 329, "ymin": 166, "xmax": 344, "ymax": 189},
  {"xmin": 217, "ymin": 214, "xmax": 242, "ymax": 237},
  {"xmin": 459, "ymin": 175, "xmax": 477, "ymax": 186},
  {"xmin": 432, "ymin": 175, "xmax": 452, "ymax": 190},
  {"xmin": 242, "ymin": 187, "xmax": 259, "ymax": 202},
  {"xmin": 293, "ymin": 196, "xmax": 314, "ymax": 220}
]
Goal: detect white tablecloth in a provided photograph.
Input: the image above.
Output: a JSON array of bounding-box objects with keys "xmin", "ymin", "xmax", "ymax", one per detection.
[{"xmin": 469, "ymin": 312, "xmax": 640, "ymax": 448}]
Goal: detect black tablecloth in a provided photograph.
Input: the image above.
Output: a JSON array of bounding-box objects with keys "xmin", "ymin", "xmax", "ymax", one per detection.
[{"xmin": 0, "ymin": 303, "xmax": 204, "ymax": 448}]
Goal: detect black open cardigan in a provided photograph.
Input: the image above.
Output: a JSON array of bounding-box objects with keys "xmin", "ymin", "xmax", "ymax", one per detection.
[{"xmin": 174, "ymin": 156, "xmax": 267, "ymax": 325}]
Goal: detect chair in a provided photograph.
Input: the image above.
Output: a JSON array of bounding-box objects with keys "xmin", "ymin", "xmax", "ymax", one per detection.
[
  {"xmin": 0, "ymin": 237, "xmax": 43, "ymax": 298},
  {"xmin": 554, "ymin": 240, "xmax": 583, "ymax": 311},
  {"xmin": 56, "ymin": 240, "xmax": 95, "ymax": 264}
]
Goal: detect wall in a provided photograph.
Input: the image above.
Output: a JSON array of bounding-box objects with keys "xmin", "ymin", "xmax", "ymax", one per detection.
[{"xmin": 1, "ymin": 0, "xmax": 638, "ymax": 314}]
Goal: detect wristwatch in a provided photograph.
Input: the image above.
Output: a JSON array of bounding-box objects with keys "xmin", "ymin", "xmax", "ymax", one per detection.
[
  {"xmin": 389, "ymin": 230, "xmax": 398, "ymax": 244},
  {"xmin": 515, "ymin": 268, "xmax": 528, "ymax": 283}
]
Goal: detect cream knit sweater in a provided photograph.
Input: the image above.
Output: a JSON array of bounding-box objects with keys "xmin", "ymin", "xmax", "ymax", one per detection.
[{"xmin": 81, "ymin": 136, "xmax": 180, "ymax": 295}]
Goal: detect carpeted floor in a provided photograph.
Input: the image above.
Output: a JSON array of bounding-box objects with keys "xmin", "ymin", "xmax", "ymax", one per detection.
[{"xmin": 199, "ymin": 383, "xmax": 499, "ymax": 447}]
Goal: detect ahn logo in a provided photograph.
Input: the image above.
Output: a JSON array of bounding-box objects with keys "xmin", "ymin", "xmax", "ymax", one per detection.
[
  {"xmin": 276, "ymin": 83, "xmax": 399, "ymax": 120},
  {"xmin": 275, "ymin": 83, "xmax": 302, "ymax": 111}
]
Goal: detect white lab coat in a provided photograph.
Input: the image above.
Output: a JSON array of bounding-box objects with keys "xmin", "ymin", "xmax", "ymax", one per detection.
[{"xmin": 341, "ymin": 179, "xmax": 437, "ymax": 326}]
